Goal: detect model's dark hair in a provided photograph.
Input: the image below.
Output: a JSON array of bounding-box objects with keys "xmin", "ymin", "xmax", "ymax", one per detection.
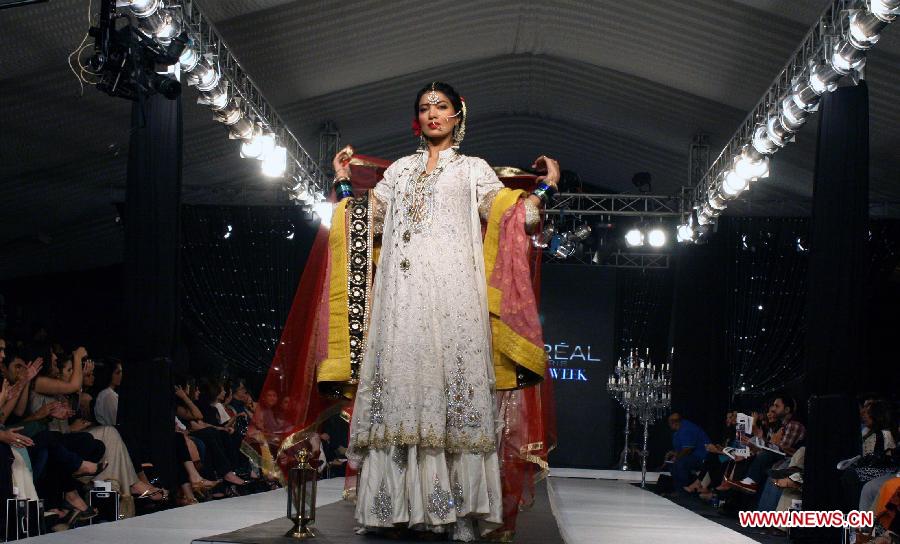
[{"xmin": 414, "ymin": 81, "xmax": 463, "ymax": 120}]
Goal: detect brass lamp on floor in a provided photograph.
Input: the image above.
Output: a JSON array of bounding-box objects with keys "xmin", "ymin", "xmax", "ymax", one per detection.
[{"xmin": 286, "ymin": 448, "xmax": 318, "ymax": 539}]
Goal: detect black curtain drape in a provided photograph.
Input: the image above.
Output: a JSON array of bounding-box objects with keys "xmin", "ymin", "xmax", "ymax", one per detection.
[
  {"xmin": 796, "ymin": 83, "xmax": 869, "ymax": 544},
  {"xmin": 118, "ymin": 92, "xmax": 181, "ymax": 487},
  {"xmin": 180, "ymin": 205, "xmax": 315, "ymax": 380},
  {"xmin": 669, "ymin": 241, "xmax": 730, "ymax": 436}
]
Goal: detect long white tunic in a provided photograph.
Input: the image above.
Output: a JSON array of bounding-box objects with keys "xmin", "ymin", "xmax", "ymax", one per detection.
[{"xmin": 348, "ymin": 147, "xmax": 504, "ymax": 539}]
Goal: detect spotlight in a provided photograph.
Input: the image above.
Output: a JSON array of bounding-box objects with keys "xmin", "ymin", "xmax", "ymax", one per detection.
[
  {"xmin": 734, "ymin": 145, "xmax": 769, "ymax": 180},
  {"xmin": 261, "ymin": 145, "xmax": 287, "ymax": 177},
  {"xmin": 570, "ymin": 223, "xmax": 592, "ymax": 241},
  {"xmin": 808, "ymin": 63, "xmax": 842, "ymax": 95},
  {"xmin": 128, "ymin": 0, "xmax": 161, "ymax": 18},
  {"xmin": 198, "ymin": 81, "xmax": 229, "ymax": 110},
  {"xmin": 676, "ymin": 224, "xmax": 694, "ymax": 243},
  {"xmin": 213, "ymin": 101, "xmax": 242, "ymax": 125},
  {"xmin": 789, "ymin": 78, "xmax": 820, "ymax": 113},
  {"xmin": 313, "ymin": 201, "xmax": 334, "ymax": 228},
  {"xmin": 178, "ymin": 45, "xmax": 200, "ymax": 72},
  {"xmin": 779, "ymin": 95, "xmax": 809, "ymax": 132},
  {"xmin": 647, "ymin": 228, "xmax": 666, "ymax": 248},
  {"xmin": 722, "ymin": 170, "xmax": 750, "ymax": 196},
  {"xmin": 531, "ymin": 223, "xmax": 556, "ymax": 249},
  {"xmin": 751, "ymin": 123, "xmax": 778, "ymax": 155},
  {"xmin": 554, "ymin": 240, "xmax": 576, "ymax": 259},
  {"xmin": 137, "ymin": 9, "xmax": 179, "ymax": 44},
  {"xmin": 228, "ymin": 116, "xmax": 255, "ymax": 140},
  {"xmin": 246, "ymin": 132, "xmax": 276, "ymax": 160},
  {"xmin": 830, "ymin": 39, "xmax": 866, "ymax": 74},
  {"xmin": 708, "ymin": 188, "xmax": 727, "ymax": 210},
  {"xmin": 849, "ymin": 10, "xmax": 889, "ymax": 49},
  {"xmin": 871, "ymin": 0, "xmax": 900, "ymax": 17},
  {"xmin": 625, "ymin": 228, "xmax": 644, "ymax": 247},
  {"xmin": 765, "ymin": 115, "xmax": 792, "ymax": 148},
  {"xmin": 189, "ymin": 59, "xmax": 220, "ymax": 91}
]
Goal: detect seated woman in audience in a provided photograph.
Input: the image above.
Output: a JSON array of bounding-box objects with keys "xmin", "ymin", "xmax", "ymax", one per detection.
[
  {"xmin": 842, "ymin": 400, "xmax": 898, "ymax": 512},
  {"xmin": 93, "ymin": 359, "xmax": 122, "ymax": 427},
  {"xmin": 176, "ymin": 379, "xmax": 247, "ymax": 487},
  {"xmin": 55, "ymin": 356, "xmax": 167, "ymax": 501},
  {"xmin": 5, "ymin": 348, "xmax": 106, "ymax": 526}
]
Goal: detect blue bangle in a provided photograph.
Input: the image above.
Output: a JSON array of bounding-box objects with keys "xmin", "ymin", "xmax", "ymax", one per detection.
[
  {"xmin": 532, "ymin": 182, "xmax": 556, "ymax": 203},
  {"xmin": 334, "ymin": 178, "xmax": 354, "ymax": 200}
]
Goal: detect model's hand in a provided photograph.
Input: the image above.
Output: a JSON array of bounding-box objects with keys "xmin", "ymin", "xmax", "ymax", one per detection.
[
  {"xmin": 531, "ymin": 155, "xmax": 560, "ymax": 188},
  {"xmin": 332, "ymin": 145, "xmax": 354, "ymax": 179}
]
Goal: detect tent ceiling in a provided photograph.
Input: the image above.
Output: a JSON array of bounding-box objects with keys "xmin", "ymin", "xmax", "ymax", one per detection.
[{"xmin": 0, "ymin": 0, "xmax": 898, "ymax": 278}]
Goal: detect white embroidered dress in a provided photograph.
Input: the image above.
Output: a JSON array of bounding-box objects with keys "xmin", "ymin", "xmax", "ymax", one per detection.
[{"xmin": 348, "ymin": 147, "xmax": 504, "ymax": 539}]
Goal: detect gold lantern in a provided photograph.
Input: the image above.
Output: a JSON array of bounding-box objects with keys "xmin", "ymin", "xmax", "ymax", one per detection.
[{"xmin": 286, "ymin": 448, "xmax": 318, "ymax": 539}]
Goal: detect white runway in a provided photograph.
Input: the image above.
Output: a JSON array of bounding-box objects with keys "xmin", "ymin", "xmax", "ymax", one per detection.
[{"xmin": 20, "ymin": 470, "xmax": 757, "ymax": 544}]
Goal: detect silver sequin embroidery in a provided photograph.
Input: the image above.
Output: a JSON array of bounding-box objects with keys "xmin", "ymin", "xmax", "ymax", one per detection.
[
  {"xmin": 446, "ymin": 354, "xmax": 482, "ymax": 429},
  {"xmin": 391, "ymin": 445, "xmax": 408, "ymax": 472},
  {"xmin": 370, "ymin": 355, "xmax": 385, "ymax": 425},
  {"xmin": 427, "ymin": 476, "xmax": 454, "ymax": 520},
  {"xmin": 452, "ymin": 480, "xmax": 464, "ymax": 511},
  {"xmin": 370, "ymin": 480, "xmax": 392, "ymax": 524}
]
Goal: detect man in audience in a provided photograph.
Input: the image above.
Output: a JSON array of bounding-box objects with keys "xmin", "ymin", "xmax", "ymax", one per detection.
[
  {"xmin": 665, "ymin": 413, "xmax": 711, "ymax": 491},
  {"xmin": 730, "ymin": 395, "xmax": 806, "ymax": 493}
]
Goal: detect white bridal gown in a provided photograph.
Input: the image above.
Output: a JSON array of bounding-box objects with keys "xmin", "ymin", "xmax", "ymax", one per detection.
[{"xmin": 347, "ymin": 147, "xmax": 505, "ymax": 540}]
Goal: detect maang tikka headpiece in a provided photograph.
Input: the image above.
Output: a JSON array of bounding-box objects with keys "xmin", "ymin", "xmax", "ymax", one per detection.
[{"xmin": 426, "ymin": 82, "xmax": 441, "ymax": 105}]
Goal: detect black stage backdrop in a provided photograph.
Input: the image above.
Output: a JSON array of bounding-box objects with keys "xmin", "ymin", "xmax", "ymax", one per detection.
[{"xmin": 540, "ymin": 265, "xmax": 617, "ymax": 468}]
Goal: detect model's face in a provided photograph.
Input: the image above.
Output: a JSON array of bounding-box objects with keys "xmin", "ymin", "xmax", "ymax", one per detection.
[{"xmin": 418, "ymin": 90, "xmax": 458, "ymax": 140}]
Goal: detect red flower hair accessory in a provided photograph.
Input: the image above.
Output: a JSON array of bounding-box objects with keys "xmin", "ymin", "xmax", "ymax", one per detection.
[{"xmin": 411, "ymin": 118, "xmax": 422, "ymax": 137}]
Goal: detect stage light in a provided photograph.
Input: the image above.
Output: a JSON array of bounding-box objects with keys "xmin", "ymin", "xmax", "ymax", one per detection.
[
  {"xmin": 789, "ymin": 78, "xmax": 821, "ymax": 113},
  {"xmin": 708, "ymin": 188, "xmax": 727, "ymax": 210},
  {"xmin": 128, "ymin": 0, "xmax": 161, "ymax": 18},
  {"xmin": 765, "ymin": 115, "xmax": 791, "ymax": 148},
  {"xmin": 779, "ymin": 95, "xmax": 809, "ymax": 132},
  {"xmin": 189, "ymin": 59, "xmax": 220, "ymax": 92},
  {"xmin": 723, "ymin": 170, "xmax": 749, "ymax": 196},
  {"xmin": 198, "ymin": 82, "xmax": 229, "ymax": 110},
  {"xmin": 246, "ymin": 132, "xmax": 276, "ymax": 160},
  {"xmin": 554, "ymin": 239, "xmax": 576, "ymax": 259},
  {"xmin": 871, "ymin": 0, "xmax": 900, "ymax": 16},
  {"xmin": 532, "ymin": 223, "xmax": 556, "ymax": 249},
  {"xmin": 647, "ymin": 228, "xmax": 666, "ymax": 248},
  {"xmin": 676, "ymin": 224, "xmax": 693, "ymax": 243},
  {"xmin": 849, "ymin": 10, "xmax": 890, "ymax": 49},
  {"xmin": 178, "ymin": 45, "xmax": 200, "ymax": 72},
  {"xmin": 830, "ymin": 39, "xmax": 866, "ymax": 74},
  {"xmin": 313, "ymin": 201, "xmax": 334, "ymax": 228},
  {"xmin": 571, "ymin": 223, "xmax": 592, "ymax": 241},
  {"xmin": 751, "ymin": 123, "xmax": 778, "ymax": 155},
  {"xmin": 734, "ymin": 146, "xmax": 769, "ymax": 180},
  {"xmin": 261, "ymin": 145, "xmax": 287, "ymax": 177},
  {"xmin": 808, "ymin": 63, "xmax": 842, "ymax": 95},
  {"xmin": 625, "ymin": 228, "xmax": 644, "ymax": 247},
  {"xmin": 137, "ymin": 9, "xmax": 179, "ymax": 44},
  {"xmin": 213, "ymin": 101, "xmax": 242, "ymax": 125}
]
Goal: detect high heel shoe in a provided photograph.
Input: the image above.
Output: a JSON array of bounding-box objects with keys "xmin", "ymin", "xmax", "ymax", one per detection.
[
  {"xmin": 191, "ymin": 479, "xmax": 219, "ymax": 499},
  {"xmin": 135, "ymin": 487, "xmax": 169, "ymax": 501},
  {"xmin": 63, "ymin": 498, "xmax": 99, "ymax": 525}
]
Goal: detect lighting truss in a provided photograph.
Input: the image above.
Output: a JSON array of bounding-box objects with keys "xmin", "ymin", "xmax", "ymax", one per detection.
[
  {"xmin": 115, "ymin": 0, "xmax": 327, "ymax": 199},
  {"xmin": 543, "ymin": 193, "xmax": 684, "ymax": 218},
  {"xmin": 544, "ymin": 250, "xmax": 671, "ymax": 270},
  {"xmin": 683, "ymin": 0, "xmax": 898, "ymax": 239}
]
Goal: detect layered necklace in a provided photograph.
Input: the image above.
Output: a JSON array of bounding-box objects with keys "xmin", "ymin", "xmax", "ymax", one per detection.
[{"xmin": 399, "ymin": 150, "xmax": 460, "ymax": 233}]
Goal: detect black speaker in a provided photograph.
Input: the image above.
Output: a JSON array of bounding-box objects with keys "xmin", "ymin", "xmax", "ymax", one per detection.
[{"xmin": 89, "ymin": 490, "xmax": 119, "ymax": 523}]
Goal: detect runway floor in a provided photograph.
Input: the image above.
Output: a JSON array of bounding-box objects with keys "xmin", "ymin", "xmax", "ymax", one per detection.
[{"xmin": 20, "ymin": 470, "xmax": 758, "ymax": 544}]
